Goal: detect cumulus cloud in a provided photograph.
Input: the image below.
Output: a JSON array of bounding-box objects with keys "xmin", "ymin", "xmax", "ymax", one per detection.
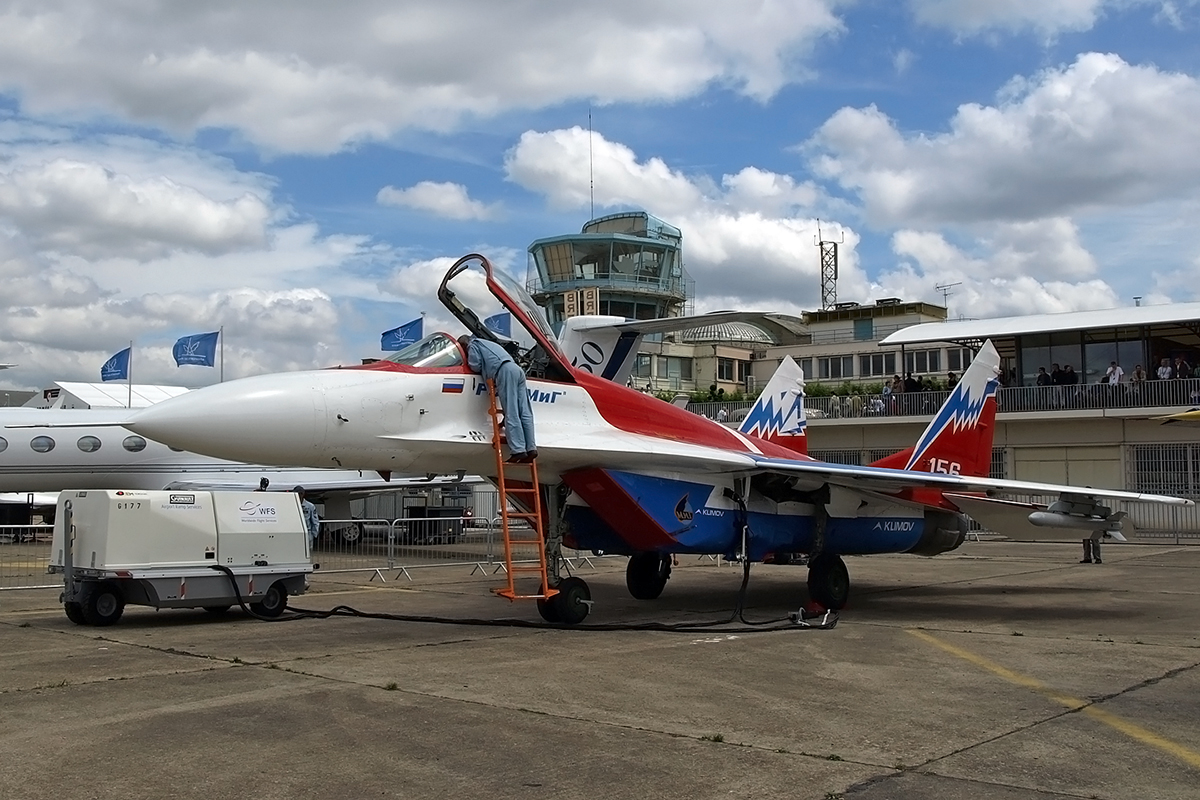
[
  {"xmin": 0, "ymin": 0, "xmax": 844, "ymax": 154},
  {"xmin": 0, "ymin": 159, "xmax": 270, "ymax": 259},
  {"xmin": 872, "ymin": 221, "xmax": 1119, "ymax": 317},
  {"xmin": 377, "ymin": 181, "xmax": 500, "ymax": 221},
  {"xmin": 505, "ymin": 127, "xmax": 860, "ymax": 313},
  {"xmin": 808, "ymin": 53, "xmax": 1200, "ymax": 227},
  {"xmin": 0, "ymin": 122, "xmax": 396, "ymax": 392},
  {"xmin": 908, "ymin": 0, "xmax": 1110, "ymax": 35}
]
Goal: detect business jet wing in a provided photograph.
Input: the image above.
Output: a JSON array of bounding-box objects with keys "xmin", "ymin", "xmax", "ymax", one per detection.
[{"xmin": 161, "ymin": 472, "xmax": 480, "ymax": 496}]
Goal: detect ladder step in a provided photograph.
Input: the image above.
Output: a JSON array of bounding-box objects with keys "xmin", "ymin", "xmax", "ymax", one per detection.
[{"xmin": 493, "ymin": 588, "xmax": 559, "ymax": 601}]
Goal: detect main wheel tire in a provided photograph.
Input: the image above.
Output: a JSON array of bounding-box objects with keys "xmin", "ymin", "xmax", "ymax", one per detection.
[
  {"xmin": 550, "ymin": 577, "xmax": 591, "ymax": 625},
  {"xmin": 80, "ymin": 581, "xmax": 125, "ymax": 626},
  {"xmin": 807, "ymin": 553, "xmax": 850, "ymax": 610},
  {"xmin": 64, "ymin": 601, "xmax": 86, "ymax": 625},
  {"xmin": 333, "ymin": 522, "xmax": 363, "ymax": 546},
  {"xmin": 626, "ymin": 552, "xmax": 671, "ymax": 600},
  {"xmin": 249, "ymin": 582, "xmax": 287, "ymax": 618}
]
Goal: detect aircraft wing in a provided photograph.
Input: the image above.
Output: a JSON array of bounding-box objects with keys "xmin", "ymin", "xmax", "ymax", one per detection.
[
  {"xmin": 747, "ymin": 454, "xmax": 1191, "ymax": 507},
  {"xmin": 162, "ymin": 473, "xmax": 481, "ymax": 496}
]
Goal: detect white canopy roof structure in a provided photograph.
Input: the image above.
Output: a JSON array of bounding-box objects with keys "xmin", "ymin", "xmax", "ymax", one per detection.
[
  {"xmin": 25, "ymin": 382, "xmax": 191, "ymax": 409},
  {"xmin": 880, "ymin": 302, "xmax": 1200, "ymax": 347}
]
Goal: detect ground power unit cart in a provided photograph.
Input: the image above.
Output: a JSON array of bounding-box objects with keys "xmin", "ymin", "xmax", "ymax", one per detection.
[{"xmin": 50, "ymin": 490, "xmax": 313, "ymax": 626}]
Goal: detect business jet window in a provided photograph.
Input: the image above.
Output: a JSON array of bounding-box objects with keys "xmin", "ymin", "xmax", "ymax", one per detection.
[
  {"xmin": 30, "ymin": 436, "xmax": 56, "ymax": 453},
  {"xmin": 122, "ymin": 435, "xmax": 148, "ymax": 452},
  {"xmin": 382, "ymin": 333, "xmax": 463, "ymax": 368},
  {"xmin": 0, "ymin": 436, "xmax": 7, "ymax": 453},
  {"xmin": 77, "ymin": 436, "xmax": 102, "ymax": 453}
]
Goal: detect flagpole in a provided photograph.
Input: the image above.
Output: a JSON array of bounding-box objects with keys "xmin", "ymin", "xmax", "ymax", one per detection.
[
  {"xmin": 127, "ymin": 340, "xmax": 133, "ymax": 409},
  {"xmin": 219, "ymin": 326, "xmax": 224, "ymax": 383}
]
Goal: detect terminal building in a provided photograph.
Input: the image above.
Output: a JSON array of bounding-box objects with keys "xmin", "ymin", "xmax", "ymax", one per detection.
[{"xmin": 527, "ymin": 211, "xmax": 1200, "ymax": 538}]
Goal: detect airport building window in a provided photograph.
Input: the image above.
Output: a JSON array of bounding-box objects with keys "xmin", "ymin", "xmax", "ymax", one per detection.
[
  {"xmin": 904, "ymin": 349, "xmax": 941, "ymax": 375},
  {"xmin": 946, "ymin": 347, "xmax": 974, "ymax": 373},
  {"xmin": 800, "ymin": 358, "xmax": 813, "ymax": 378},
  {"xmin": 717, "ymin": 357, "xmax": 735, "ymax": 381},
  {"xmin": 859, "ymin": 352, "xmax": 896, "ymax": 377},
  {"xmin": 122, "ymin": 435, "xmax": 147, "ymax": 453},
  {"xmin": 30, "ymin": 436, "xmax": 55, "ymax": 453},
  {"xmin": 0, "ymin": 436, "xmax": 6, "ymax": 453},
  {"xmin": 76, "ymin": 436, "xmax": 102, "ymax": 453},
  {"xmin": 818, "ymin": 356, "xmax": 854, "ymax": 380},
  {"xmin": 632, "ymin": 353, "xmax": 652, "ymax": 378},
  {"xmin": 659, "ymin": 355, "xmax": 692, "ymax": 381}
]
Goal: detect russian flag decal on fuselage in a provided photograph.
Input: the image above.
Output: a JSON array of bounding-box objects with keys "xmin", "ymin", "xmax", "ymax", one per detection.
[{"xmin": 442, "ymin": 379, "xmax": 465, "ymax": 394}]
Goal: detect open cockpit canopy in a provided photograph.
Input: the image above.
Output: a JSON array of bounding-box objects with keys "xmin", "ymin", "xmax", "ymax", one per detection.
[{"xmin": 438, "ymin": 254, "xmax": 573, "ymax": 381}]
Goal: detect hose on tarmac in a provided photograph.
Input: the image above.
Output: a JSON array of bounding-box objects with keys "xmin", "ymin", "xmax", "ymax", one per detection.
[{"xmin": 211, "ymin": 560, "xmax": 838, "ymax": 633}]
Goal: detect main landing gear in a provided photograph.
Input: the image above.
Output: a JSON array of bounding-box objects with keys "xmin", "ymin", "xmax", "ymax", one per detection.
[
  {"xmin": 806, "ymin": 553, "xmax": 849, "ymax": 610},
  {"xmin": 626, "ymin": 552, "xmax": 672, "ymax": 600}
]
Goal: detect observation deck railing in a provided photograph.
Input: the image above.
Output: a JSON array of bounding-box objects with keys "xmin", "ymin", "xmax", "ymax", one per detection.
[{"xmin": 686, "ymin": 378, "xmax": 1200, "ymax": 423}]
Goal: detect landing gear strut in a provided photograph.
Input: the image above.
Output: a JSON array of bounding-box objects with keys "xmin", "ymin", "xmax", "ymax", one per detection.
[
  {"xmin": 806, "ymin": 553, "xmax": 849, "ymax": 610},
  {"xmin": 625, "ymin": 552, "xmax": 671, "ymax": 600}
]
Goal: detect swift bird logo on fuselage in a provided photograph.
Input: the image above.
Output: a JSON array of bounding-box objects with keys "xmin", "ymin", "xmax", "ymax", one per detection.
[{"xmin": 675, "ymin": 494, "xmax": 695, "ymax": 523}]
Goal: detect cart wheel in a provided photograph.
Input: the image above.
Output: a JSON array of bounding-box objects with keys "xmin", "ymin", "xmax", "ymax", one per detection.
[
  {"xmin": 249, "ymin": 582, "xmax": 287, "ymax": 618},
  {"xmin": 202, "ymin": 605, "xmax": 232, "ymax": 615},
  {"xmin": 64, "ymin": 601, "xmax": 86, "ymax": 625},
  {"xmin": 80, "ymin": 581, "xmax": 125, "ymax": 626}
]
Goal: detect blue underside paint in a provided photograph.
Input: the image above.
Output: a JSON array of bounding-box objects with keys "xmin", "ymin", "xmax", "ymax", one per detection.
[{"xmin": 566, "ymin": 470, "xmax": 927, "ymax": 558}]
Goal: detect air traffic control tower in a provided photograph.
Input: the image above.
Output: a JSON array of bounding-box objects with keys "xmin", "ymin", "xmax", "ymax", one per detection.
[{"xmin": 527, "ymin": 212, "xmax": 692, "ymax": 331}]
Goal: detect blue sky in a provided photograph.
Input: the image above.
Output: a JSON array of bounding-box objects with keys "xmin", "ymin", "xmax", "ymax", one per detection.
[{"xmin": 2, "ymin": 0, "xmax": 1200, "ymax": 391}]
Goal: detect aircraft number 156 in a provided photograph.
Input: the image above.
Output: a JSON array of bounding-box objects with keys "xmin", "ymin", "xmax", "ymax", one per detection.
[{"xmin": 927, "ymin": 459, "xmax": 961, "ymax": 475}]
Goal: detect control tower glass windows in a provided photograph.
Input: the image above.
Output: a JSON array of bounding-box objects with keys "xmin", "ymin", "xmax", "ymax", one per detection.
[
  {"xmin": 540, "ymin": 243, "xmax": 574, "ymax": 283},
  {"xmin": 574, "ymin": 241, "xmax": 610, "ymax": 280}
]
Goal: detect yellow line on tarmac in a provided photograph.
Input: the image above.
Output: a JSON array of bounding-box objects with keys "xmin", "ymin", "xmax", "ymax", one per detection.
[{"xmin": 907, "ymin": 629, "xmax": 1200, "ymax": 770}]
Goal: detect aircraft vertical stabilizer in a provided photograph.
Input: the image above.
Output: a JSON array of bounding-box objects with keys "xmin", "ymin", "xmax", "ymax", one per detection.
[
  {"xmin": 871, "ymin": 340, "xmax": 1001, "ymax": 477},
  {"xmin": 738, "ymin": 355, "xmax": 807, "ymax": 455}
]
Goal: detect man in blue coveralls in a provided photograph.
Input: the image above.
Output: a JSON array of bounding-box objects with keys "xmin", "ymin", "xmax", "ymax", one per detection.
[{"xmin": 459, "ymin": 335, "xmax": 537, "ymax": 461}]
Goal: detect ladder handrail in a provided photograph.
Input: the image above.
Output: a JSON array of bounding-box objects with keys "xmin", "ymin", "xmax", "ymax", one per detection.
[{"xmin": 486, "ymin": 379, "xmax": 557, "ymax": 601}]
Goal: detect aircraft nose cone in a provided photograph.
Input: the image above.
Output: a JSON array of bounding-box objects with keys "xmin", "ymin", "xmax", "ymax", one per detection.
[{"xmin": 129, "ymin": 372, "xmax": 329, "ymax": 465}]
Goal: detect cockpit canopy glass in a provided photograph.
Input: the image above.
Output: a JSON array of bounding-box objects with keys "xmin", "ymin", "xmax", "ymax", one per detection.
[{"xmin": 381, "ymin": 333, "xmax": 463, "ymax": 368}]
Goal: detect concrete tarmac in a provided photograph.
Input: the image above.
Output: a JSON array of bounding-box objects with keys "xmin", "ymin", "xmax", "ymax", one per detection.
[{"xmin": 2, "ymin": 541, "xmax": 1198, "ymax": 800}]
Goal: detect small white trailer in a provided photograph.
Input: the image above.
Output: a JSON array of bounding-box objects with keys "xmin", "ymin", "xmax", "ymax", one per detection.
[{"xmin": 50, "ymin": 490, "xmax": 313, "ymax": 626}]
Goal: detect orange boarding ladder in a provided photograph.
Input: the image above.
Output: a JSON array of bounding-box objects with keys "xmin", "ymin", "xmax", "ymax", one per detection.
[{"xmin": 485, "ymin": 379, "xmax": 557, "ymax": 603}]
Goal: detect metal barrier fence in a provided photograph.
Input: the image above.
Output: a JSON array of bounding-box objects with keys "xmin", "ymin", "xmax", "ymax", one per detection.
[
  {"xmin": 0, "ymin": 525, "xmax": 57, "ymax": 590},
  {"xmin": 314, "ymin": 515, "xmax": 600, "ymax": 582},
  {"xmin": 687, "ymin": 377, "xmax": 1200, "ymax": 421},
  {"xmin": 5, "ymin": 501, "xmax": 1198, "ymax": 592}
]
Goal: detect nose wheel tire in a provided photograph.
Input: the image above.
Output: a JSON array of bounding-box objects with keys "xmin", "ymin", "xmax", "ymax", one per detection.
[
  {"xmin": 626, "ymin": 552, "xmax": 672, "ymax": 600},
  {"xmin": 79, "ymin": 581, "xmax": 125, "ymax": 626},
  {"xmin": 538, "ymin": 577, "xmax": 591, "ymax": 625},
  {"xmin": 807, "ymin": 553, "xmax": 849, "ymax": 610},
  {"xmin": 249, "ymin": 582, "xmax": 288, "ymax": 618}
]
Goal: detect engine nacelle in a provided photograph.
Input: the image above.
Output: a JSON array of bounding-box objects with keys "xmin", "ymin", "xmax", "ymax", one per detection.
[{"xmin": 908, "ymin": 510, "xmax": 970, "ymax": 556}]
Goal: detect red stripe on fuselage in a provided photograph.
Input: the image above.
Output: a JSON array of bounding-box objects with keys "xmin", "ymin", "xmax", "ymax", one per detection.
[
  {"xmin": 575, "ymin": 372, "xmax": 807, "ymax": 460},
  {"xmin": 562, "ymin": 468, "xmax": 678, "ymax": 551}
]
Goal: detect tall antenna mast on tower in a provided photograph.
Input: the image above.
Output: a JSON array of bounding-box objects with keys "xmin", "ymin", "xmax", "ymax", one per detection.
[
  {"xmin": 588, "ymin": 107, "xmax": 594, "ymax": 220},
  {"xmin": 815, "ymin": 220, "xmax": 843, "ymax": 311}
]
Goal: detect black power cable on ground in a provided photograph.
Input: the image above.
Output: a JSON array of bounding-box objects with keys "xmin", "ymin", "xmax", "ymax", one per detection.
[{"xmin": 210, "ymin": 562, "xmax": 838, "ymax": 633}]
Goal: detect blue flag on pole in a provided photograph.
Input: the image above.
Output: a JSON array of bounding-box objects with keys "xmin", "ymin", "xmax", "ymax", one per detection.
[
  {"xmin": 484, "ymin": 312, "xmax": 511, "ymax": 337},
  {"xmin": 381, "ymin": 318, "xmax": 423, "ymax": 351},
  {"xmin": 173, "ymin": 331, "xmax": 220, "ymax": 367},
  {"xmin": 100, "ymin": 347, "xmax": 131, "ymax": 382}
]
